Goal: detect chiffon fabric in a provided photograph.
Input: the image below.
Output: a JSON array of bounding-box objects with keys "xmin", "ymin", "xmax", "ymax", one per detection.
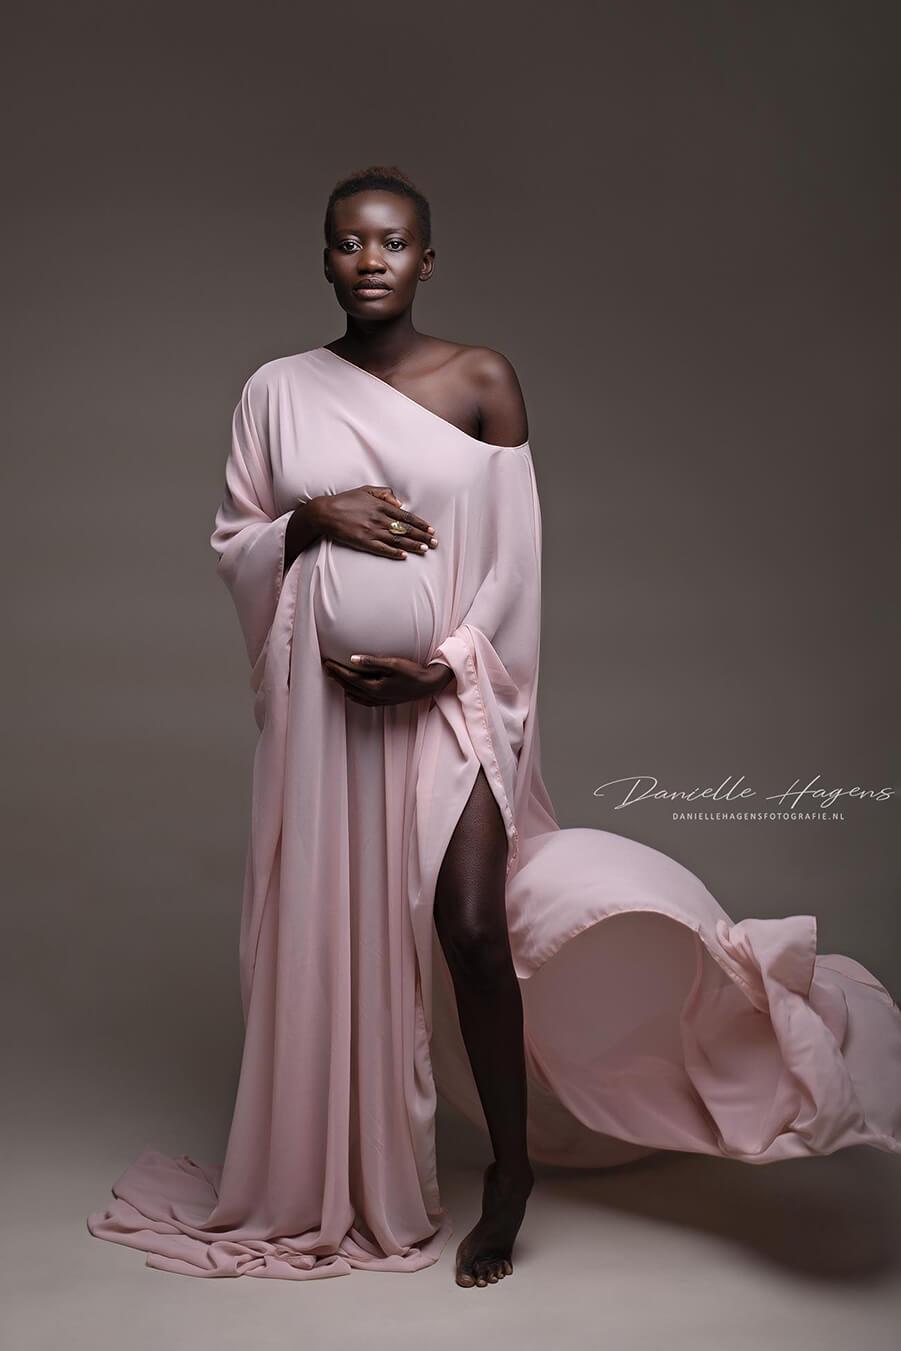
[{"xmin": 87, "ymin": 346, "xmax": 901, "ymax": 1279}]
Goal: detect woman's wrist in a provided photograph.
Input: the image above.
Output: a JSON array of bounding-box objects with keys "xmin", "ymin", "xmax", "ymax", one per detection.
[
  {"xmin": 284, "ymin": 497, "xmax": 327, "ymax": 576},
  {"xmin": 427, "ymin": 660, "xmax": 455, "ymax": 695},
  {"xmin": 305, "ymin": 495, "xmax": 329, "ymax": 536}
]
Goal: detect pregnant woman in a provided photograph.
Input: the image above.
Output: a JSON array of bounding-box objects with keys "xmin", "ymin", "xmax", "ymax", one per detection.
[{"xmin": 87, "ymin": 165, "xmax": 901, "ymax": 1287}]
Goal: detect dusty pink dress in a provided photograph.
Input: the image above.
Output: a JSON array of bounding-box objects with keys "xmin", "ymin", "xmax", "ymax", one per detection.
[{"xmin": 87, "ymin": 346, "xmax": 901, "ymax": 1278}]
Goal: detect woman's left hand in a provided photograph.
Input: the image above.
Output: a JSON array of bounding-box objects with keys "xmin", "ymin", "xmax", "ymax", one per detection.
[{"xmin": 323, "ymin": 654, "xmax": 453, "ymax": 706}]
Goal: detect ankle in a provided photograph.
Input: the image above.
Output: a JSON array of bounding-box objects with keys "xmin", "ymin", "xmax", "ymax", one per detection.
[{"xmin": 490, "ymin": 1160, "xmax": 534, "ymax": 1191}]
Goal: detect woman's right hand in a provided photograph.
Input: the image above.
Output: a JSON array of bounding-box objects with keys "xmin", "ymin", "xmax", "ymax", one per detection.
[{"xmin": 311, "ymin": 486, "xmax": 438, "ymax": 560}]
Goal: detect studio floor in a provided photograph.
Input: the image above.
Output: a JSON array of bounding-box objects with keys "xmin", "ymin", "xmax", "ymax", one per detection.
[{"xmin": 6, "ymin": 1088, "xmax": 901, "ymax": 1351}]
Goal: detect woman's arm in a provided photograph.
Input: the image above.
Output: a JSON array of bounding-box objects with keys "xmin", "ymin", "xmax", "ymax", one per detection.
[
  {"xmin": 470, "ymin": 348, "xmax": 529, "ymax": 448},
  {"xmin": 283, "ymin": 498, "xmax": 325, "ymax": 577}
]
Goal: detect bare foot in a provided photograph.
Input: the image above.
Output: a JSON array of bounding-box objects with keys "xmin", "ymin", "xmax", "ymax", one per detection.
[{"xmin": 455, "ymin": 1161, "xmax": 534, "ymax": 1287}]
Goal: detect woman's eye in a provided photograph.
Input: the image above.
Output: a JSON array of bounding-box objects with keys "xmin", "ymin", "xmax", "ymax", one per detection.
[{"xmin": 336, "ymin": 239, "xmax": 403, "ymax": 253}]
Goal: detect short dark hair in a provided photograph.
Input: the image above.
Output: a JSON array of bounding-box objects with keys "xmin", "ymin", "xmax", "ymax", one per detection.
[{"xmin": 323, "ymin": 165, "xmax": 432, "ymax": 249}]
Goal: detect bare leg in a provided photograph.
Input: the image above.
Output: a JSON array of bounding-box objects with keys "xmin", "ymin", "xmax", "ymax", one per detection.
[{"xmin": 434, "ymin": 765, "xmax": 535, "ymax": 1288}]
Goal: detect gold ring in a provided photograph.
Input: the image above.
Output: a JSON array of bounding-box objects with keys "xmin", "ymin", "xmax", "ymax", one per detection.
[{"xmin": 389, "ymin": 519, "xmax": 410, "ymax": 535}]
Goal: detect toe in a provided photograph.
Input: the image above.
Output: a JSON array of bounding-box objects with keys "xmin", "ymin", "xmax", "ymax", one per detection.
[
  {"xmin": 474, "ymin": 1258, "xmax": 501, "ymax": 1285},
  {"xmin": 455, "ymin": 1260, "xmax": 477, "ymax": 1288}
]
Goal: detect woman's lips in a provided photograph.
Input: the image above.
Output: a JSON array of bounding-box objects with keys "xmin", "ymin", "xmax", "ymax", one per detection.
[{"xmin": 354, "ymin": 286, "xmax": 392, "ymax": 299}]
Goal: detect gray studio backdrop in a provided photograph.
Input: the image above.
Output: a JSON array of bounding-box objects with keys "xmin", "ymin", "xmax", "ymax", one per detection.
[{"xmin": 3, "ymin": 1, "xmax": 897, "ymax": 1184}]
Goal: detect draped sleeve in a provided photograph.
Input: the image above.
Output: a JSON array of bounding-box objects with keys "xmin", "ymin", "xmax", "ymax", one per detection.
[
  {"xmin": 426, "ymin": 444, "xmax": 557, "ymax": 877},
  {"xmin": 210, "ymin": 371, "xmax": 297, "ymax": 689}
]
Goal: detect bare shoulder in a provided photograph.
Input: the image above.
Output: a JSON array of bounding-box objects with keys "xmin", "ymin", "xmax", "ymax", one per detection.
[
  {"xmin": 441, "ymin": 341, "xmax": 528, "ymax": 448},
  {"xmin": 466, "ymin": 346, "xmax": 528, "ymax": 448}
]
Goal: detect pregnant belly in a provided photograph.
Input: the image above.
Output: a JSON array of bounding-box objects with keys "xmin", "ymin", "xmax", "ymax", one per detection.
[{"xmin": 313, "ymin": 540, "xmax": 442, "ymax": 667}]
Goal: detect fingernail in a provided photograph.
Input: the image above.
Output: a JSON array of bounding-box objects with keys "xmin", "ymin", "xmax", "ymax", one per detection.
[
  {"xmin": 430, "ymin": 537, "xmax": 438, "ymax": 546},
  {"xmin": 427, "ymin": 526, "xmax": 435, "ymax": 534},
  {"xmin": 350, "ymin": 655, "xmax": 361, "ymax": 662},
  {"xmin": 419, "ymin": 543, "xmax": 428, "ymax": 552}
]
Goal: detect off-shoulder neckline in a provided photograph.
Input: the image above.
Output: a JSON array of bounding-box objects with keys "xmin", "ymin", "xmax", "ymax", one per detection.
[{"xmin": 313, "ymin": 346, "xmax": 530, "ymax": 452}]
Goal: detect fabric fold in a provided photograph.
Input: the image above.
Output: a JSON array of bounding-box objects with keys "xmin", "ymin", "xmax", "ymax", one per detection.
[
  {"xmin": 426, "ymin": 445, "xmax": 556, "ymax": 879},
  {"xmin": 210, "ymin": 371, "xmax": 296, "ymax": 711}
]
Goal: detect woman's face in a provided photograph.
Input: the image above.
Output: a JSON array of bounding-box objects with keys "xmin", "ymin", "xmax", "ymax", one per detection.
[{"xmin": 324, "ymin": 190, "xmax": 433, "ymax": 319}]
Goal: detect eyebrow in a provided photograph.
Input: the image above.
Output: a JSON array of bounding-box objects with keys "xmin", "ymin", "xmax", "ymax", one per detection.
[{"xmin": 335, "ymin": 226, "xmax": 414, "ymax": 238}]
